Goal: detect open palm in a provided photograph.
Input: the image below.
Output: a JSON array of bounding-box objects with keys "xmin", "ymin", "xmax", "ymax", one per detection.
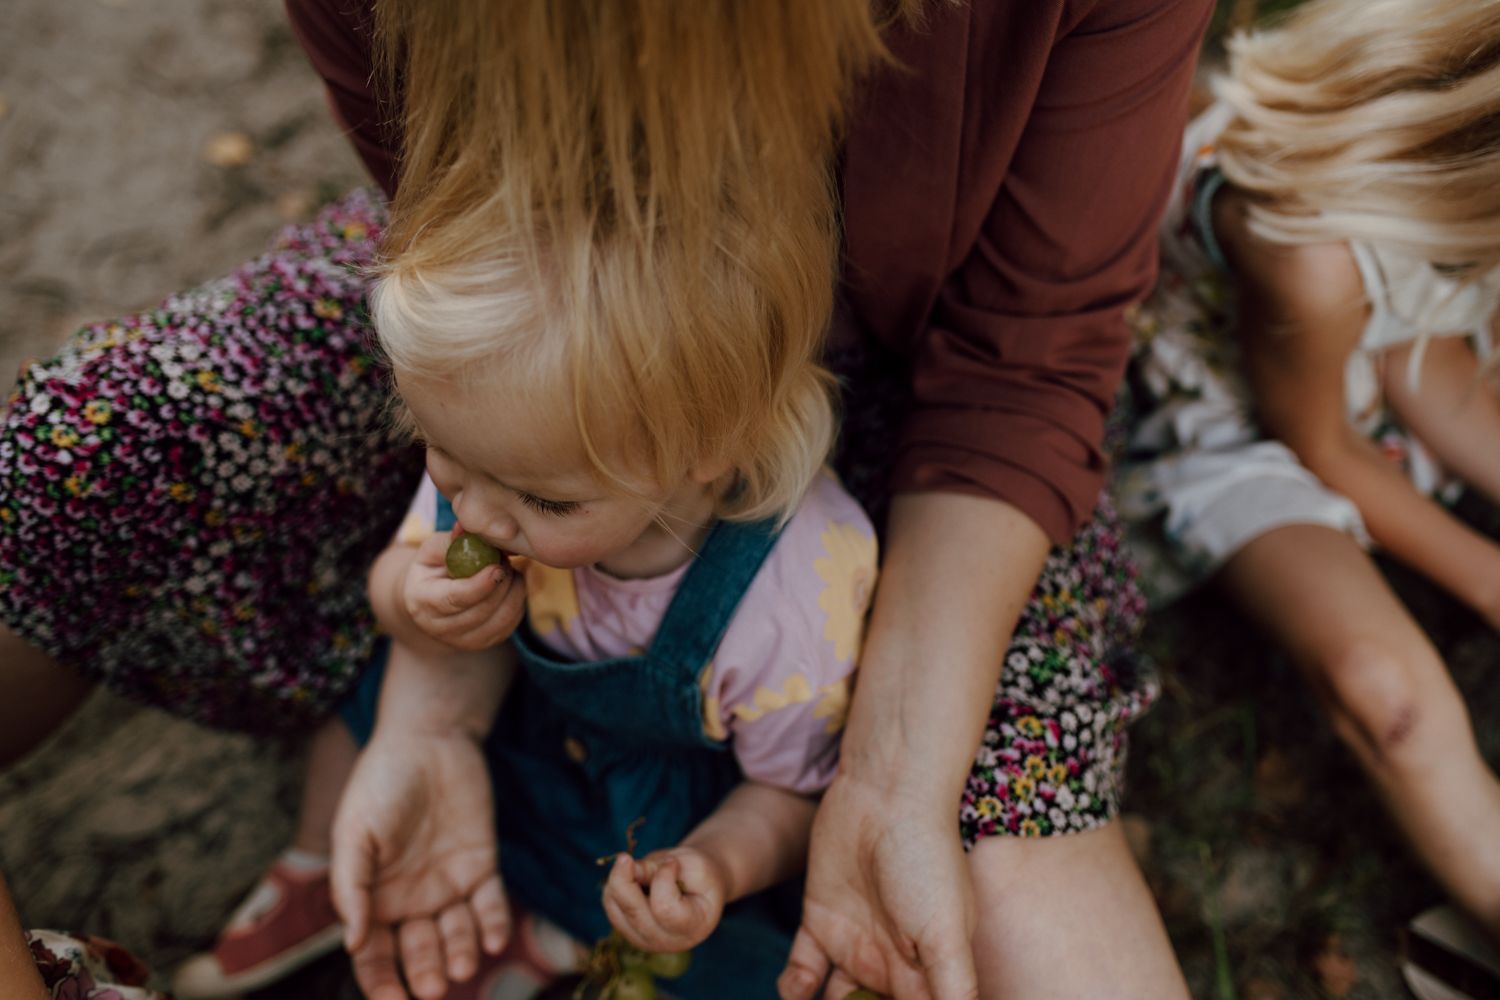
[{"xmin": 331, "ymin": 733, "xmax": 510, "ymax": 1000}]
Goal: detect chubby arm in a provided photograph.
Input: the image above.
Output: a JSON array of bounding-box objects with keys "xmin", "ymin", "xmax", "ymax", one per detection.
[
  {"xmin": 1220, "ymin": 192, "xmax": 1500, "ymax": 622},
  {"xmin": 603, "ymin": 783, "xmax": 817, "ymax": 953}
]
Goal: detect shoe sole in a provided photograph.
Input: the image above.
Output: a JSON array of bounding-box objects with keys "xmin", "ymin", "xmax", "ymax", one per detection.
[{"xmin": 172, "ymin": 922, "xmax": 346, "ymax": 999}]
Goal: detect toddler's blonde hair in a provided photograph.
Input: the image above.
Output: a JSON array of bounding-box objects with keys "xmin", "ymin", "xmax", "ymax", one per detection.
[
  {"xmin": 372, "ymin": 214, "xmax": 840, "ymax": 526},
  {"xmin": 1214, "ymin": 0, "xmax": 1500, "ymax": 274},
  {"xmin": 367, "ymin": 0, "xmax": 920, "ymax": 524}
]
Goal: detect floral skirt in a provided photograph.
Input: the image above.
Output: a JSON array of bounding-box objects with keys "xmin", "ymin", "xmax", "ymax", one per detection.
[
  {"xmin": 828, "ymin": 340, "xmax": 1155, "ymax": 845},
  {"xmin": 0, "ymin": 190, "xmax": 423, "ymax": 732},
  {"xmin": 0, "ymin": 190, "xmax": 1155, "ymax": 837}
]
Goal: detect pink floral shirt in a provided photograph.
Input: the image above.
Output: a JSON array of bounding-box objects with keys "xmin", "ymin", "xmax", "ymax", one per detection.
[{"xmin": 399, "ymin": 470, "xmax": 877, "ymax": 794}]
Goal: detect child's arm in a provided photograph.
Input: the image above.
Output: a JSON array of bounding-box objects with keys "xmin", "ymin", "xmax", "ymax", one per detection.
[
  {"xmin": 1221, "ymin": 192, "xmax": 1500, "ymax": 624},
  {"xmin": 602, "ymin": 782, "xmax": 817, "ymax": 953}
]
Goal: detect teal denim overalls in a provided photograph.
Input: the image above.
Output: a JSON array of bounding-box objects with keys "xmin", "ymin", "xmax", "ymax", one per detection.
[{"xmin": 341, "ymin": 495, "xmax": 800, "ymax": 997}]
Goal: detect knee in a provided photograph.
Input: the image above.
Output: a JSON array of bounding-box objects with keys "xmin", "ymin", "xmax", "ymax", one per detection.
[{"xmin": 1314, "ymin": 640, "xmax": 1464, "ymax": 766}]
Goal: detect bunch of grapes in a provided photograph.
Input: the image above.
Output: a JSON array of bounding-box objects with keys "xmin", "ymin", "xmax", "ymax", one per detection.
[{"xmin": 575, "ymin": 931, "xmax": 691, "ymax": 999}]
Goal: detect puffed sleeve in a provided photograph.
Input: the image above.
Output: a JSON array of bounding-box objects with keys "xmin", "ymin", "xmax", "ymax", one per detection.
[{"xmin": 892, "ymin": 0, "xmax": 1213, "ymax": 542}]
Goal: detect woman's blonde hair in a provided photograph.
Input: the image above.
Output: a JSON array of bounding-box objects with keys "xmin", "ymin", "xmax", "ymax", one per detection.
[
  {"xmin": 369, "ymin": 1, "xmax": 918, "ymax": 522},
  {"xmin": 1214, "ymin": 0, "xmax": 1500, "ymax": 273}
]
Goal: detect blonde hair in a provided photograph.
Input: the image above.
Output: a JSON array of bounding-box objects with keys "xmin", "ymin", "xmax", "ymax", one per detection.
[
  {"xmin": 368, "ymin": 0, "xmax": 919, "ymax": 523},
  {"xmin": 1214, "ymin": 0, "xmax": 1500, "ymax": 273},
  {"xmin": 373, "ymin": 219, "xmax": 839, "ymax": 524}
]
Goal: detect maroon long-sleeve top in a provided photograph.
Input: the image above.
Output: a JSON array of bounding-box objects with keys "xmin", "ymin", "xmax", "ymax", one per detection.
[{"xmin": 286, "ymin": 0, "xmax": 1211, "ymax": 544}]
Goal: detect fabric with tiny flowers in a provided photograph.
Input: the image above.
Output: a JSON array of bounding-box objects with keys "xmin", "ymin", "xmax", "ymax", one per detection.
[
  {"xmin": 827, "ymin": 335, "xmax": 1156, "ymax": 845},
  {"xmin": 0, "ymin": 190, "xmax": 423, "ymax": 731},
  {"xmin": 24, "ymin": 929, "xmax": 166, "ymax": 999}
]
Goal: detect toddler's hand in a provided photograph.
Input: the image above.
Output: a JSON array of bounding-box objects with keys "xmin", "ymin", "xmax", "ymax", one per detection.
[
  {"xmin": 402, "ymin": 528, "xmax": 526, "ymax": 652},
  {"xmin": 602, "ymin": 849, "xmax": 727, "ymax": 954}
]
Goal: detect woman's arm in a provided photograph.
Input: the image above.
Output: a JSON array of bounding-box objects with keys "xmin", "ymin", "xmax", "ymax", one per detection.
[{"xmin": 1221, "ymin": 195, "xmax": 1500, "ymax": 624}]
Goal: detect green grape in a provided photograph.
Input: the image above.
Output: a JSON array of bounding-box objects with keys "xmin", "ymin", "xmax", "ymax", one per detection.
[
  {"xmin": 645, "ymin": 950, "xmax": 691, "ymax": 979},
  {"xmin": 611, "ymin": 968, "xmax": 658, "ymax": 1000},
  {"xmin": 445, "ymin": 533, "xmax": 503, "ymax": 579},
  {"xmin": 619, "ymin": 944, "xmax": 651, "ymax": 970},
  {"xmin": 844, "ymin": 991, "xmax": 881, "ymax": 1000}
]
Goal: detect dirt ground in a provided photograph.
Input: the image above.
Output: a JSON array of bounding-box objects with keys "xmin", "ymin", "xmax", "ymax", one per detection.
[{"xmin": 1, "ymin": 1, "xmax": 1493, "ymax": 998}]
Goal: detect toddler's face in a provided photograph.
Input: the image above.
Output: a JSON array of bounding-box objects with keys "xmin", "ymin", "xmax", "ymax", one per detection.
[{"xmin": 396, "ymin": 370, "xmax": 704, "ymax": 572}]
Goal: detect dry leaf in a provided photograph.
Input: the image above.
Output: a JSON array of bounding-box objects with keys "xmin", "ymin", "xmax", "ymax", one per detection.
[
  {"xmin": 1312, "ymin": 934, "xmax": 1358, "ymax": 997},
  {"xmin": 203, "ymin": 131, "xmax": 254, "ymax": 168}
]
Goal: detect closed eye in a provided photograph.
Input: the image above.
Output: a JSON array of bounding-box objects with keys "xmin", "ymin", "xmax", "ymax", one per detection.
[{"xmin": 517, "ymin": 492, "xmax": 582, "ymax": 516}]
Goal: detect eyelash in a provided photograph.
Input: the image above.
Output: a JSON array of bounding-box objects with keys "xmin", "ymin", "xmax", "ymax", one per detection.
[{"xmin": 517, "ymin": 493, "xmax": 581, "ymax": 517}]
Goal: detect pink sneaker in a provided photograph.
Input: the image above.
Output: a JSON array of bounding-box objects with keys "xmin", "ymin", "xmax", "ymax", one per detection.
[{"xmin": 171, "ymin": 857, "xmax": 344, "ymax": 998}]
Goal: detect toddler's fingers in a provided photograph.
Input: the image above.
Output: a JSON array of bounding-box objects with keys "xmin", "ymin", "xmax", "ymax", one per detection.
[
  {"xmin": 647, "ymin": 860, "xmax": 699, "ymax": 935},
  {"xmin": 436, "ymin": 565, "xmax": 506, "ymax": 614},
  {"xmin": 470, "ymin": 875, "xmax": 512, "ymax": 955},
  {"xmin": 398, "ymin": 918, "xmax": 449, "ymax": 1000},
  {"xmin": 437, "ymin": 903, "xmax": 479, "ymax": 983},
  {"xmin": 603, "ymin": 855, "xmax": 658, "ymax": 946},
  {"xmin": 413, "ymin": 529, "xmax": 455, "ymax": 568}
]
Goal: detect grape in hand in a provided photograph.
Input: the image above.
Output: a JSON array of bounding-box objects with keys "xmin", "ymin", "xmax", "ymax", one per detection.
[{"xmin": 445, "ymin": 533, "xmax": 504, "ymax": 579}]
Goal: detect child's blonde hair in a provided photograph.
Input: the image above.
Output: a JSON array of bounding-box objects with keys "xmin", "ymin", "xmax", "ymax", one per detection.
[
  {"xmin": 367, "ymin": 0, "xmax": 924, "ymax": 524},
  {"xmin": 1214, "ymin": 0, "xmax": 1500, "ymax": 274},
  {"xmin": 372, "ymin": 216, "xmax": 839, "ymax": 526}
]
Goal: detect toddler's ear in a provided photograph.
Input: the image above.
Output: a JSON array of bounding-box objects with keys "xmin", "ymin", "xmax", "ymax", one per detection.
[{"xmin": 689, "ymin": 455, "xmax": 735, "ymax": 486}]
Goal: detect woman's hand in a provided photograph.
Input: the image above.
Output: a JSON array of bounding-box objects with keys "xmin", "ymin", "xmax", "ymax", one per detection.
[
  {"xmin": 400, "ymin": 530, "xmax": 526, "ymax": 653},
  {"xmin": 330, "ymin": 731, "xmax": 511, "ymax": 1000},
  {"xmin": 602, "ymin": 849, "xmax": 728, "ymax": 954},
  {"xmin": 778, "ymin": 773, "xmax": 977, "ymax": 1000}
]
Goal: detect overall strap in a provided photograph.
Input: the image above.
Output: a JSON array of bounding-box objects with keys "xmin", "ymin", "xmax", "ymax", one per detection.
[
  {"xmin": 647, "ymin": 516, "xmax": 782, "ymax": 686},
  {"xmin": 1190, "ymin": 165, "xmax": 1231, "ymax": 275}
]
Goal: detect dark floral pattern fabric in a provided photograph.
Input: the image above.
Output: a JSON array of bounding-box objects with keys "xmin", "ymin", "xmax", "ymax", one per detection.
[
  {"xmin": 828, "ymin": 340, "xmax": 1156, "ymax": 846},
  {"xmin": 0, "ymin": 190, "xmax": 423, "ymax": 731},
  {"xmin": 26, "ymin": 930, "xmax": 164, "ymax": 999}
]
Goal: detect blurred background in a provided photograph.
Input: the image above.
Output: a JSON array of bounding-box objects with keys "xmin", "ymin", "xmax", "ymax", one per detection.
[{"xmin": 2, "ymin": 1, "xmax": 1494, "ymax": 997}]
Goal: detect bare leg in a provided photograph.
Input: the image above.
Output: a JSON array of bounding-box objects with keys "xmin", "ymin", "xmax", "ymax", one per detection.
[
  {"xmin": 292, "ymin": 719, "xmax": 360, "ymax": 856},
  {"xmin": 1219, "ymin": 523, "xmax": 1500, "ymax": 936},
  {"xmin": 0, "ymin": 624, "xmax": 93, "ymax": 768},
  {"xmin": 1381, "ymin": 337, "xmax": 1500, "ymax": 504},
  {"xmin": 970, "ymin": 823, "xmax": 1188, "ymax": 998}
]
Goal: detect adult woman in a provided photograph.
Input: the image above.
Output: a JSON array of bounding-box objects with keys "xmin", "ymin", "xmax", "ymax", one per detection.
[{"xmin": 0, "ymin": 0, "xmax": 1211, "ymax": 994}]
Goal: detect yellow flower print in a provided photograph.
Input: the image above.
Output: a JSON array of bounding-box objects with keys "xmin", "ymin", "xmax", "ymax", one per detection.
[
  {"xmin": 0, "ymin": 508, "xmax": 12, "ymax": 523},
  {"xmin": 524, "ymin": 561, "xmax": 581, "ymax": 636},
  {"xmin": 240, "ymin": 419, "xmax": 259, "ymax": 438},
  {"xmin": 699, "ymin": 663, "xmax": 728, "ymax": 742},
  {"xmin": 1016, "ymin": 716, "xmax": 1044, "ymax": 739},
  {"xmin": 975, "ymin": 796, "xmax": 1000, "ymax": 819},
  {"xmin": 1011, "ymin": 776, "xmax": 1036, "ymax": 801},
  {"xmin": 812, "ymin": 678, "xmax": 851, "ymax": 734},
  {"xmin": 64, "ymin": 475, "xmax": 86, "ymax": 497},
  {"xmin": 1025, "ymin": 754, "xmax": 1046, "ymax": 779},
  {"xmin": 204, "ymin": 509, "xmax": 226, "ymax": 527},
  {"xmin": 83, "ymin": 400, "xmax": 112, "ymax": 425},
  {"xmin": 342, "ymin": 222, "xmax": 368, "ymax": 241},
  {"xmin": 312, "ymin": 298, "xmax": 344, "ymax": 321},
  {"xmin": 50, "ymin": 426, "xmax": 79, "ymax": 448},
  {"xmin": 169, "ymin": 483, "xmax": 196, "ymax": 502},
  {"xmin": 730, "ymin": 673, "xmax": 814, "ymax": 723},
  {"xmin": 1020, "ymin": 819, "xmax": 1042, "ymax": 838},
  {"xmin": 1048, "ymin": 763, "xmax": 1068, "ymax": 785},
  {"xmin": 195, "ymin": 370, "xmax": 221, "ymax": 392},
  {"xmin": 814, "ymin": 519, "xmax": 878, "ymax": 663}
]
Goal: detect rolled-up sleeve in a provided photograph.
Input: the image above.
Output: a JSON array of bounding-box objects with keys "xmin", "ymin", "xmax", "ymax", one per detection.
[{"xmin": 892, "ymin": 0, "xmax": 1212, "ymax": 543}]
